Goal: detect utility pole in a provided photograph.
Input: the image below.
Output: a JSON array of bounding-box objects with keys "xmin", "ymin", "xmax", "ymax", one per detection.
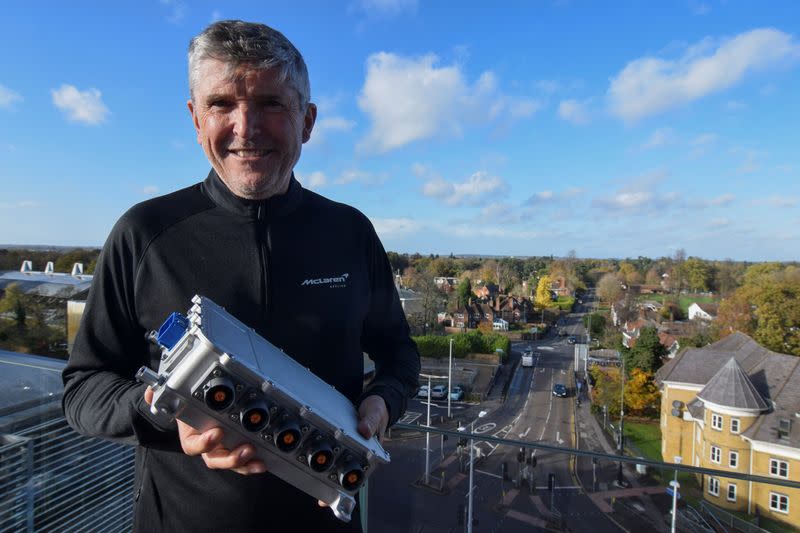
[
  {"xmin": 420, "ymin": 372, "xmax": 448, "ymax": 486},
  {"xmin": 465, "ymin": 411, "xmax": 486, "ymax": 533},
  {"xmin": 448, "ymin": 338, "xmax": 453, "ymax": 418},
  {"xmin": 617, "ymin": 355, "xmax": 626, "ymax": 487}
]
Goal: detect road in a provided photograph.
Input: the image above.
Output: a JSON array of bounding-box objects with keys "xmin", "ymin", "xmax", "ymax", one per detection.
[{"xmin": 368, "ymin": 292, "xmax": 622, "ymax": 532}]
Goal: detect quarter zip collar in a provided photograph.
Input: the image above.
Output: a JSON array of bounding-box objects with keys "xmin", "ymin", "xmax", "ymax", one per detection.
[{"xmin": 200, "ymin": 169, "xmax": 304, "ymax": 220}]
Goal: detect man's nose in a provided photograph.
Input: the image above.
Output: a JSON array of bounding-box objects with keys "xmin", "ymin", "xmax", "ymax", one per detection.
[{"xmin": 232, "ymin": 104, "xmax": 261, "ymax": 139}]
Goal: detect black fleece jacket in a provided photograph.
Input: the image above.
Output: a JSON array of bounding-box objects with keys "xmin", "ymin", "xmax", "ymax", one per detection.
[{"xmin": 62, "ymin": 170, "xmax": 420, "ymax": 532}]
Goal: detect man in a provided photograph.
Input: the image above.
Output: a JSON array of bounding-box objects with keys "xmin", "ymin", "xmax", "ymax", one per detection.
[{"xmin": 62, "ymin": 20, "xmax": 420, "ymax": 532}]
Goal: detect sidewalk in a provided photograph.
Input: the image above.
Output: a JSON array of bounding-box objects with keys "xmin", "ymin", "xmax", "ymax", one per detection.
[{"xmin": 574, "ymin": 397, "xmax": 669, "ymax": 533}]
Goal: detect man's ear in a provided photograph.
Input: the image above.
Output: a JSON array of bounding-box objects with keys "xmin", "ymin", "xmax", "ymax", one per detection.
[
  {"xmin": 187, "ymin": 99, "xmax": 202, "ymax": 143},
  {"xmin": 302, "ymin": 103, "xmax": 317, "ymax": 144}
]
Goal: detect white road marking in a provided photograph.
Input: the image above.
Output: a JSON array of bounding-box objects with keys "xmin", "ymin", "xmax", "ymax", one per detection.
[
  {"xmin": 532, "ymin": 369, "xmax": 555, "ymax": 458},
  {"xmin": 519, "ymin": 427, "xmax": 531, "ymax": 438},
  {"xmin": 474, "ymin": 422, "xmax": 496, "ymax": 434}
]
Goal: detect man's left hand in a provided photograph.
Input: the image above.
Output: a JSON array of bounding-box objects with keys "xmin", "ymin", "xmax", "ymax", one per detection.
[{"xmin": 357, "ymin": 395, "xmax": 389, "ymax": 442}]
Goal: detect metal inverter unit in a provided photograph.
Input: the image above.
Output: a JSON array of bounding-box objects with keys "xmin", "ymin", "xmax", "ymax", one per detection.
[{"xmin": 136, "ymin": 295, "xmax": 389, "ymax": 522}]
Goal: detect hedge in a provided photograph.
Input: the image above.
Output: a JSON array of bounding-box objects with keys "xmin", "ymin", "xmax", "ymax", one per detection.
[{"xmin": 412, "ymin": 331, "xmax": 511, "ymax": 360}]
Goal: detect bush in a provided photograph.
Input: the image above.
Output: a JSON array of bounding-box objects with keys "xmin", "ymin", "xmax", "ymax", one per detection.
[{"xmin": 412, "ymin": 330, "xmax": 511, "ymax": 359}]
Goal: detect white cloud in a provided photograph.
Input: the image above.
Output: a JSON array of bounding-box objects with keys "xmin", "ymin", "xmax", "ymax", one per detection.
[
  {"xmin": 478, "ymin": 202, "xmax": 520, "ymax": 224},
  {"xmin": 608, "ymin": 28, "xmax": 800, "ymax": 122},
  {"xmin": 357, "ymin": 53, "xmax": 538, "ymax": 153},
  {"xmin": 357, "ymin": 0, "xmax": 417, "ymax": 16},
  {"xmin": 642, "ymin": 128, "xmax": 676, "ymax": 150},
  {"xmin": 558, "ymin": 99, "xmax": 590, "ymax": 125},
  {"xmin": 142, "ymin": 185, "xmax": 159, "ymax": 195},
  {"xmin": 160, "ymin": 0, "xmax": 187, "ymax": 23},
  {"xmin": 0, "ymin": 84, "xmax": 22, "ymax": 109},
  {"xmin": 0, "ymin": 200, "xmax": 41, "ymax": 209},
  {"xmin": 306, "ymin": 116, "xmax": 356, "ymax": 147},
  {"xmin": 689, "ymin": 132, "xmax": 718, "ymax": 157},
  {"xmin": 689, "ymin": 1, "xmax": 711, "ymax": 15},
  {"xmin": 370, "ymin": 217, "xmax": 420, "ymax": 236},
  {"xmin": 421, "ymin": 170, "xmax": 508, "ymax": 206},
  {"xmin": 706, "ymin": 193, "xmax": 735, "ymax": 206},
  {"xmin": 51, "ymin": 84, "xmax": 109, "ymax": 124},
  {"xmin": 592, "ymin": 170, "xmax": 674, "ymax": 211},
  {"xmin": 335, "ymin": 169, "xmax": 389, "ymax": 186},
  {"xmin": 535, "ymin": 80, "xmax": 561, "ymax": 94},
  {"xmin": 726, "ymin": 100, "xmax": 747, "ymax": 111},
  {"xmin": 297, "ymin": 171, "xmax": 328, "ymax": 189}
]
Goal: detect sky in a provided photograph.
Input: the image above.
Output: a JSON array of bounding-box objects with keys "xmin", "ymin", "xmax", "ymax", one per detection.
[{"xmin": 1, "ymin": 1, "xmax": 799, "ymax": 262}]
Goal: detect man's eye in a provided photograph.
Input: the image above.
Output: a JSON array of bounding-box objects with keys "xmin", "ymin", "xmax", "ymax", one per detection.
[{"xmin": 209, "ymin": 100, "xmax": 231, "ymax": 108}]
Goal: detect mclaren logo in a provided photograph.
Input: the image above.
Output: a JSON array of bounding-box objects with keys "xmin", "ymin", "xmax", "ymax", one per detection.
[{"xmin": 301, "ymin": 273, "xmax": 350, "ymax": 288}]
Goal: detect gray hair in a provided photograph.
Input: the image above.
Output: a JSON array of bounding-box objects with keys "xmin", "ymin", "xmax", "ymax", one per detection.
[{"xmin": 188, "ymin": 20, "xmax": 310, "ymax": 106}]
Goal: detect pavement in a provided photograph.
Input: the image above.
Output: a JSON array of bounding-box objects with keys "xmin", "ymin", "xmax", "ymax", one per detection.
[{"xmin": 573, "ymin": 391, "xmax": 670, "ymax": 533}]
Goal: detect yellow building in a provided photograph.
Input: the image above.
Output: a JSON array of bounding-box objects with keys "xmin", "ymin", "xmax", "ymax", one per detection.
[{"xmin": 657, "ymin": 332, "xmax": 800, "ymax": 528}]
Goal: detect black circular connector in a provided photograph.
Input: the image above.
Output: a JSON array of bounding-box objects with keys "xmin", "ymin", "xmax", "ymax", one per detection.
[
  {"xmin": 203, "ymin": 377, "xmax": 235, "ymax": 411},
  {"xmin": 240, "ymin": 400, "xmax": 270, "ymax": 432},
  {"xmin": 273, "ymin": 418, "xmax": 302, "ymax": 452},
  {"xmin": 305, "ymin": 440, "xmax": 334, "ymax": 472},
  {"xmin": 338, "ymin": 459, "xmax": 365, "ymax": 491}
]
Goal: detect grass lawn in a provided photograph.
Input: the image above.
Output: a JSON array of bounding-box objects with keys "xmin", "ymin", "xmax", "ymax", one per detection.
[
  {"xmin": 623, "ymin": 421, "xmax": 663, "ymax": 462},
  {"xmin": 640, "ymin": 294, "xmax": 718, "ymax": 314}
]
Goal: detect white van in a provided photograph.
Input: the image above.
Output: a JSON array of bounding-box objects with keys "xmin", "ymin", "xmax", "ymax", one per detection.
[{"xmin": 521, "ymin": 350, "xmax": 533, "ymax": 367}]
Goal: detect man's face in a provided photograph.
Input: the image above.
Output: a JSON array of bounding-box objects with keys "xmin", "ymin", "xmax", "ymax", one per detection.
[{"xmin": 188, "ymin": 60, "xmax": 316, "ymax": 200}]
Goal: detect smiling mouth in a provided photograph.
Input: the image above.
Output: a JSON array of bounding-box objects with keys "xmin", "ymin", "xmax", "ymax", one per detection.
[{"xmin": 230, "ymin": 149, "xmax": 270, "ymax": 158}]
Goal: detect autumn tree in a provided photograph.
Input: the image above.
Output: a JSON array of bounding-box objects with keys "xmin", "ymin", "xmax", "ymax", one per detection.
[
  {"xmin": 535, "ymin": 275, "xmax": 553, "ymax": 309},
  {"xmin": 0, "ymin": 283, "xmax": 27, "ymax": 331},
  {"xmin": 623, "ymin": 368, "xmax": 661, "ymax": 417},
  {"xmin": 683, "ymin": 257, "xmax": 713, "ymax": 292},
  {"xmin": 645, "ymin": 267, "xmax": 662, "ymax": 286},
  {"xmin": 596, "ymin": 273, "xmax": 623, "ymax": 304}
]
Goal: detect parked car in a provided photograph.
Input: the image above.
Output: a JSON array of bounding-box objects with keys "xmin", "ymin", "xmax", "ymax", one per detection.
[
  {"xmin": 552, "ymin": 383, "xmax": 568, "ymax": 397},
  {"xmin": 449, "ymin": 386, "xmax": 464, "ymax": 401},
  {"xmin": 416, "ymin": 385, "xmax": 429, "ymax": 398},
  {"xmin": 431, "ymin": 385, "xmax": 448, "ymax": 399},
  {"xmin": 567, "ymin": 336, "xmax": 577, "ymax": 344}
]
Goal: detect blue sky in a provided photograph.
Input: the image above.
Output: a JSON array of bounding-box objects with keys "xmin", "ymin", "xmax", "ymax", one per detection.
[{"xmin": 1, "ymin": 1, "xmax": 799, "ymax": 261}]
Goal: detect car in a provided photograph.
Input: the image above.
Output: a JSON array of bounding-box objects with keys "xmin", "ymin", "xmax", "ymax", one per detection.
[
  {"xmin": 567, "ymin": 336, "xmax": 577, "ymax": 344},
  {"xmin": 416, "ymin": 385, "xmax": 429, "ymax": 398},
  {"xmin": 430, "ymin": 385, "xmax": 448, "ymax": 399},
  {"xmin": 552, "ymin": 383, "xmax": 568, "ymax": 397},
  {"xmin": 449, "ymin": 386, "xmax": 464, "ymax": 401}
]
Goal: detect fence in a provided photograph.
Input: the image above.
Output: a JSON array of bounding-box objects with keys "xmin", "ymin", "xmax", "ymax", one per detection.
[{"xmin": 700, "ymin": 501, "xmax": 771, "ymax": 533}]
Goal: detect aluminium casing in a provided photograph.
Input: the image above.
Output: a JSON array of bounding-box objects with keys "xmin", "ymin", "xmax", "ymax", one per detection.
[{"xmin": 137, "ymin": 295, "xmax": 390, "ymax": 522}]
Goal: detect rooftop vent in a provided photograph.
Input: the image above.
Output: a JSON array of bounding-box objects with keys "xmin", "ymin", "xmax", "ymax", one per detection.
[
  {"xmin": 71, "ymin": 263, "xmax": 84, "ymax": 276},
  {"xmin": 20, "ymin": 260, "xmax": 32, "ymax": 273},
  {"xmin": 44, "ymin": 261, "xmax": 54, "ymax": 274}
]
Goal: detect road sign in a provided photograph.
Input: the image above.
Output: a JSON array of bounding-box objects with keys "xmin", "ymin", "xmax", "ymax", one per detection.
[{"xmin": 666, "ymin": 487, "xmax": 681, "ymax": 500}]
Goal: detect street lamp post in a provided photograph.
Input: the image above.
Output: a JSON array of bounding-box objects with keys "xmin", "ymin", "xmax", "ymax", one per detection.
[
  {"xmin": 670, "ymin": 456, "xmax": 682, "ymax": 533},
  {"xmin": 466, "ymin": 411, "xmax": 486, "ymax": 533},
  {"xmin": 448, "ymin": 338, "xmax": 453, "ymax": 418},
  {"xmin": 617, "ymin": 355, "xmax": 626, "ymax": 487},
  {"xmin": 420, "ymin": 372, "xmax": 448, "ymax": 486}
]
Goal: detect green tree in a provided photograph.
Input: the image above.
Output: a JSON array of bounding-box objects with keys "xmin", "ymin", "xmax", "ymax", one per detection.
[
  {"xmin": 0, "ymin": 283, "xmax": 27, "ymax": 331},
  {"xmin": 624, "ymin": 326, "xmax": 666, "ymax": 372},
  {"xmin": 683, "ymin": 257, "xmax": 713, "ymax": 292},
  {"xmin": 583, "ymin": 312, "xmax": 606, "ymax": 339},
  {"xmin": 456, "ymin": 278, "xmax": 473, "ymax": 309}
]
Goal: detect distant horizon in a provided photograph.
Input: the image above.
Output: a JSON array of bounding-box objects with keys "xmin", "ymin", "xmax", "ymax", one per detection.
[{"xmin": 0, "ymin": 243, "xmax": 792, "ymax": 265}]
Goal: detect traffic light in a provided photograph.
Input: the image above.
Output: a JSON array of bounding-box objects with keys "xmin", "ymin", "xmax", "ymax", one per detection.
[
  {"xmin": 517, "ymin": 447, "xmax": 525, "ymax": 463},
  {"xmin": 548, "ymin": 473, "xmax": 555, "ymax": 491},
  {"xmin": 458, "ymin": 437, "xmax": 467, "ymax": 447},
  {"xmin": 528, "ymin": 454, "xmax": 537, "ymax": 468},
  {"xmin": 501, "ymin": 462, "xmax": 508, "ymax": 481}
]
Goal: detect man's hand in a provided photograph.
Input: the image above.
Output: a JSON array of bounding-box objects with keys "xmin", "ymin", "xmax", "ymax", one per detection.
[
  {"xmin": 144, "ymin": 387, "xmax": 267, "ymax": 475},
  {"xmin": 357, "ymin": 394, "xmax": 389, "ymax": 442}
]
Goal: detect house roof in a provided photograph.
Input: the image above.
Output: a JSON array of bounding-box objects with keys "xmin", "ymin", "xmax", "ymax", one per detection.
[
  {"xmin": 692, "ymin": 302, "xmax": 719, "ymax": 315},
  {"xmin": 696, "ymin": 357, "xmax": 769, "ymax": 411},
  {"xmin": 657, "ymin": 331, "xmax": 800, "ymax": 447},
  {"xmin": 687, "ymin": 398, "xmax": 705, "ymax": 420}
]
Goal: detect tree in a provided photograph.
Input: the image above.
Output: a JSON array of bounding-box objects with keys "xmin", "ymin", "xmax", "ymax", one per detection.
[
  {"xmin": 596, "ymin": 273, "xmax": 623, "ymax": 304},
  {"xmin": 0, "ymin": 283, "xmax": 27, "ymax": 331},
  {"xmin": 618, "ymin": 262, "xmax": 640, "ymax": 285},
  {"xmin": 456, "ymin": 277, "xmax": 473, "ymax": 309},
  {"xmin": 645, "ymin": 267, "xmax": 661, "ymax": 286},
  {"xmin": 623, "ymin": 368, "xmax": 661, "ymax": 416},
  {"xmin": 683, "ymin": 257, "xmax": 712, "ymax": 292},
  {"xmin": 583, "ymin": 312, "xmax": 606, "ymax": 339},
  {"xmin": 535, "ymin": 275, "xmax": 553, "ymax": 309},
  {"xmin": 624, "ymin": 326, "xmax": 666, "ymax": 372}
]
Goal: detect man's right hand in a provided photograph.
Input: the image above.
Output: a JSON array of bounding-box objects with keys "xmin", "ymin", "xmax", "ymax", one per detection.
[{"xmin": 144, "ymin": 387, "xmax": 267, "ymax": 475}]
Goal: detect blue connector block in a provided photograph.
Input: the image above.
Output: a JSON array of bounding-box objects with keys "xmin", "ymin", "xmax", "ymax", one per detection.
[{"xmin": 157, "ymin": 312, "xmax": 190, "ymax": 350}]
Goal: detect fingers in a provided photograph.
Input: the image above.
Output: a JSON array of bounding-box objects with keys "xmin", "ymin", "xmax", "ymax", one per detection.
[
  {"xmin": 357, "ymin": 395, "xmax": 389, "ymax": 441},
  {"xmin": 144, "ymin": 386, "xmax": 154, "ymax": 405},
  {"xmin": 175, "ymin": 420, "xmax": 267, "ymax": 475}
]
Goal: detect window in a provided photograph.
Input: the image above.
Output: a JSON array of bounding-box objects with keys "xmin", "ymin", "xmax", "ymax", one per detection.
[
  {"xmin": 778, "ymin": 419, "xmax": 791, "ymax": 439},
  {"xmin": 729, "ymin": 451, "xmax": 739, "ymax": 469},
  {"xmin": 730, "ymin": 418, "xmax": 740, "ymax": 433},
  {"xmin": 711, "ymin": 413, "xmax": 723, "ymax": 430},
  {"xmin": 727, "ymin": 483, "xmax": 737, "ymax": 502},
  {"xmin": 708, "ymin": 477, "xmax": 720, "ymax": 496},
  {"xmin": 770, "ymin": 492, "xmax": 789, "ymax": 514},
  {"xmin": 770, "ymin": 459, "xmax": 789, "ymax": 478},
  {"xmin": 710, "ymin": 445, "xmax": 721, "ymax": 464}
]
